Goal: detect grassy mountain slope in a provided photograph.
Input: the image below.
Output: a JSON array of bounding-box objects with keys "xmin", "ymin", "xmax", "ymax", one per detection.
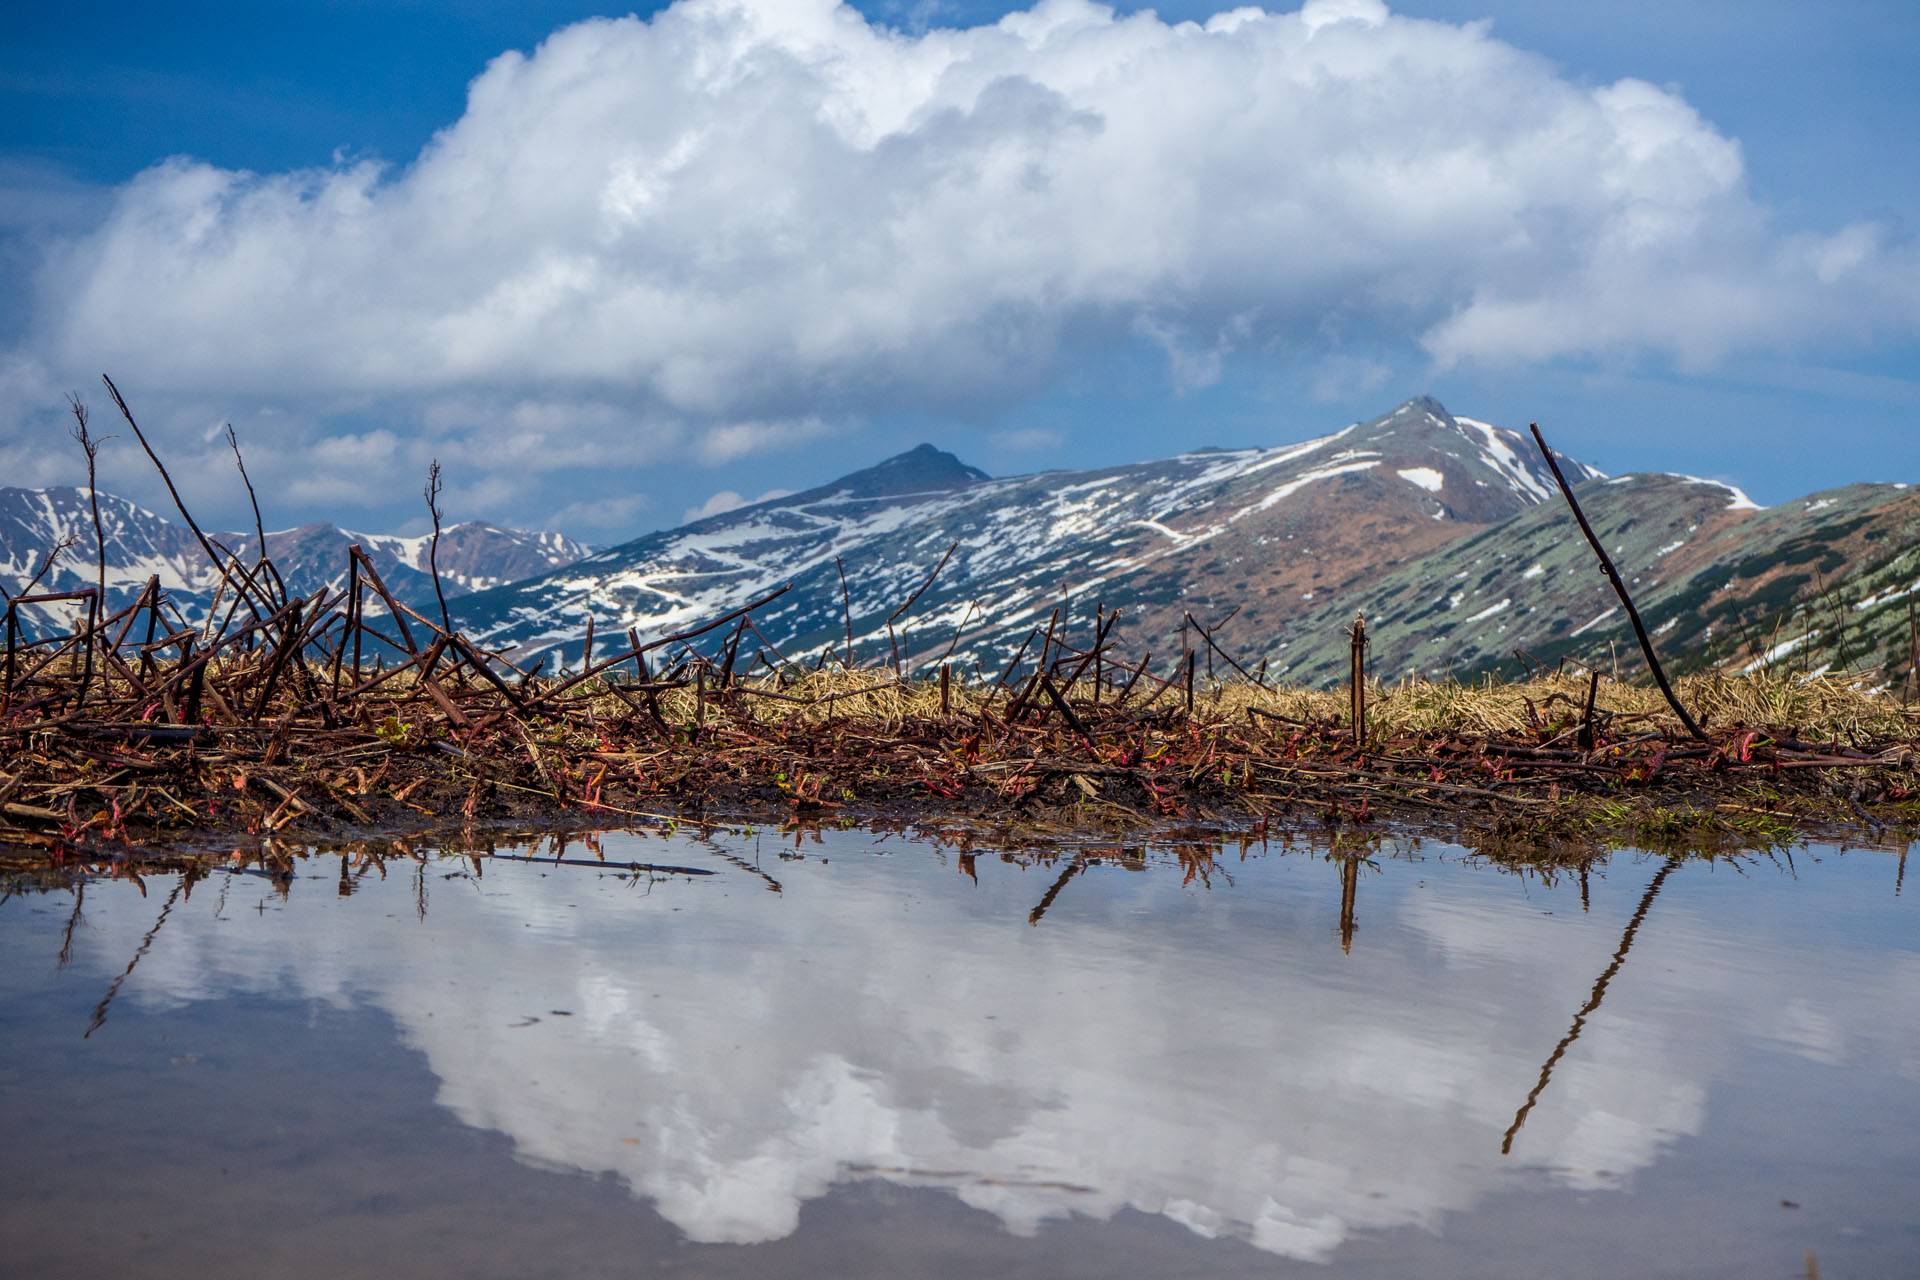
[{"xmin": 1262, "ymin": 475, "xmax": 1918, "ymax": 690}]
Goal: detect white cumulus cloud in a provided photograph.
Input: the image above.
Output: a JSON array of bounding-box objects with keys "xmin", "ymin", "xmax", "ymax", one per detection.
[
  {"xmin": 683, "ymin": 485, "xmax": 797, "ymax": 522},
  {"xmin": 7, "ymin": 0, "xmax": 1916, "ymax": 529}
]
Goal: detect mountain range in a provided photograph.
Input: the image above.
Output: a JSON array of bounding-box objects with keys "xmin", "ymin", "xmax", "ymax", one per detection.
[
  {"xmin": 6, "ymin": 397, "xmax": 1912, "ymax": 690},
  {"xmin": 449, "ymin": 396, "xmax": 1914, "ymax": 689},
  {"xmin": 0, "ymin": 485, "xmax": 589, "ymax": 634}
]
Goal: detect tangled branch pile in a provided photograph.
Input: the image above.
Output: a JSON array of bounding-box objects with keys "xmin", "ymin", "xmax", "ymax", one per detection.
[{"xmin": 4, "ymin": 587, "xmax": 1917, "ymax": 874}]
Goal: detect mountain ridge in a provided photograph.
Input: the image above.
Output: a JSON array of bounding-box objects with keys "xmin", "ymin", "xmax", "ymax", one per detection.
[{"xmin": 451, "ymin": 396, "xmax": 1607, "ymax": 674}]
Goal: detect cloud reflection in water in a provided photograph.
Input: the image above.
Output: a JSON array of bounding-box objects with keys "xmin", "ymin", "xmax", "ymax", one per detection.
[{"xmin": 68, "ymin": 834, "xmax": 1920, "ymax": 1260}]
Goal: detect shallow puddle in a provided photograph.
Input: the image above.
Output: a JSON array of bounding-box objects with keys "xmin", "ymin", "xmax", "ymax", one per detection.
[{"xmin": 2, "ymin": 831, "xmax": 1915, "ymax": 1278}]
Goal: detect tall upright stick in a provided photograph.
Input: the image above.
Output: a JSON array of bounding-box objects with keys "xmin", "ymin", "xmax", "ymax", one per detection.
[
  {"xmin": 344, "ymin": 553, "xmax": 361, "ymax": 686},
  {"xmin": 67, "ymin": 398, "xmax": 108, "ymax": 708},
  {"xmin": 1530, "ymin": 424, "xmax": 1706, "ymax": 742},
  {"xmin": 1349, "ymin": 612, "xmax": 1367, "ymax": 748},
  {"xmin": 140, "ymin": 576, "xmax": 160, "ymax": 680},
  {"xmin": 1909, "ymin": 597, "xmax": 1918, "ymax": 703},
  {"xmin": 2, "ymin": 606, "xmax": 15, "ymax": 712}
]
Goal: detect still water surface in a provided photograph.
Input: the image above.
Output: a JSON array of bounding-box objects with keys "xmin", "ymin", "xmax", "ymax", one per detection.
[{"xmin": 2, "ymin": 830, "xmax": 1915, "ymax": 1278}]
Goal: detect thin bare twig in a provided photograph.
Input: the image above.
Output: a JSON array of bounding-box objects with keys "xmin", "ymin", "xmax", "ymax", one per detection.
[
  {"xmin": 424, "ymin": 461, "xmax": 453, "ymax": 636},
  {"xmin": 1531, "ymin": 423, "xmax": 1706, "ymax": 742}
]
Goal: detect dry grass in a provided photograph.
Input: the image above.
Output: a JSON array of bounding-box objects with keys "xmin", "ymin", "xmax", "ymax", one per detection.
[
  {"xmin": 4, "ymin": 647, "xmax": 1917, "ymax": 875},
  {"xmin": 580, "ymin": 664, "xmax": 1919, "ymax": 743}
]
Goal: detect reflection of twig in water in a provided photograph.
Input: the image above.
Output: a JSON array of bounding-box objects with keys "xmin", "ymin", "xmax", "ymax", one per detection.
[
  {"xmin": 700, "ymin": 841, "xmax": 783, "ymax": 894},
  {"xmin": 58, "ymin": 881, "xmax": 85, "ymax": 968},
  {"xmin": 1339, "ymin": 857, "xmax": 1358, "ymax": 955},
  {"xmin": 484, "ymin": 851, "xmax": 714, "ymax": 876},
  {"xmin": 1502, "ymin": 854, "xmax": 1682, "ymax": 1154},
  {"xmin": 1898, "ymin": 847, "xmax": 1907, "ymax": 898},
  {"xmin": 1029, "ymin": 857, "xmax": 1084, "ymax": 926},
  {"xmin": 85, "ymin": 878, "xmax": 183, "ymax": 1038}
]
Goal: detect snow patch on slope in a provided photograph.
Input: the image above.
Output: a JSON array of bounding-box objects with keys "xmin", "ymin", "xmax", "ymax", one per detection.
[
  {"xmin": 1397, "ymin": 467, "xmax": 1444, "ymax": 493},
  {"xmin": 1241, "ymin": 459, "xmax": 1381, "ymax": 517},
  {"xmin": 1451, "ymin": 417, "xmax": 1556, "ymax": 503},
  {"xmin": 1677, "ymin": 476, "xmax": 1762, "ymax": 512}
]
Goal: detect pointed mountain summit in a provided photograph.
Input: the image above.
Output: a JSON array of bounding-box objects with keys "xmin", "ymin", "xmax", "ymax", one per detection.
[
  {"xmin": 1335, "ymin": 395, "xmax": 1598, "ymax": 519},
  {"xmin": 679, "ymin": 444, "xmax": 990, "ymax": 531},
  {"xmin": 800, "ymin": 443, "xmax": 990, "ymax": 502}
]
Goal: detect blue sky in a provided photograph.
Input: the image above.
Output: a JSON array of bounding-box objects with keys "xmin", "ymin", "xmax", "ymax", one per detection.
[{"xmin": 2, "ymin": 0, "xmax": 1915, "ymax": 540}]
